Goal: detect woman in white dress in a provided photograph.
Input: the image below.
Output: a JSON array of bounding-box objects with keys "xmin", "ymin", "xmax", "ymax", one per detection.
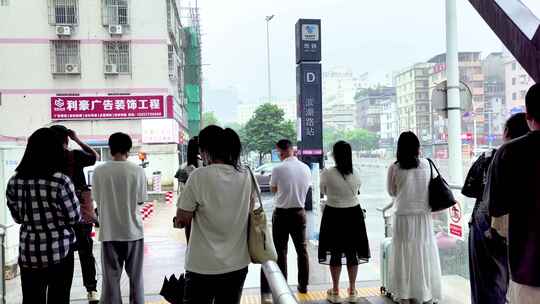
[{"xmin": 386, "ymin": 131, "xmax": 442, "ymax": 304}]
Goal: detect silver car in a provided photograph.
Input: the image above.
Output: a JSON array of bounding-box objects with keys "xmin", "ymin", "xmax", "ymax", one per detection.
[{"xmin": 254, "ymin": 163, "xmax": 279, "ymax": 192}]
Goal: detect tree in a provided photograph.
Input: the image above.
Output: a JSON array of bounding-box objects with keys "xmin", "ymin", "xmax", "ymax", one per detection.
[
  {"xmin": 344, "ymin": 129, "xmax": 379, "ymax": 151},
  {"xmin": 224, "ymin": 122, "xmax": 242, "ymax": 132},
  {"xmin": 243, "ymin": 103, "xmax": 297, "ymax": 164},
  {"xmin": 323, "ymin": 127, "xmax": 379, "ymax": 152},
  {"xmin": 201, "ymin": 112, "xmax": 220, "ymax": 128}
]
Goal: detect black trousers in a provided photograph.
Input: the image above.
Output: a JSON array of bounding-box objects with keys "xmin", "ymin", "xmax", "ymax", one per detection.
[
  {"xmin": 74, "ymin": 223, "xmax": 98, "ymax": 292},
  {"xmin": 468, "ymin": 218, "xmax": 509, "ymax": 304},
  {"xmin": 183, "ymin": 267, "xmax": 248, "ymax": 304},
  {"xmin": 261, "ymin": 208, "xmax": 309, "ymax": 293},
  {"xmin": 20, "ymin": 251, "xmax": 74, "ymax": 304}
]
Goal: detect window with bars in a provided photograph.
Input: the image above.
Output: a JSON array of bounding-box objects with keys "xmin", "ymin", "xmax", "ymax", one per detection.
[
  {"xmin": 103, "ymin": 41, "xmax": 131, "ymax": 74},
  {"xmin": 48, "ymin": 0, "xmax": 78, "ymax": 25},
  {"xmin": 102, "ymin": 0, "xmax": 129, "ymax": 26},
  {"xmin": 1, "ymin": 0, "xmax": 9, "ymax": 6},
  {"xmin": 50, "ymin": 40, "xmax": 81, "ymax": 74},
  {"xmin": 168, "ymin": 45, "xmax": 175, "ymax": 76}
]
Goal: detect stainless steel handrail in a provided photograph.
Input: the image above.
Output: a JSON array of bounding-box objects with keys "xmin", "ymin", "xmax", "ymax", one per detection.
[
  {"xmin": 261, "ymin": 261, "xmax": 299, "ymax": 304},
  {"xmin": 0, "ymin": 225, "xmax": 7, "ymax": 304}
]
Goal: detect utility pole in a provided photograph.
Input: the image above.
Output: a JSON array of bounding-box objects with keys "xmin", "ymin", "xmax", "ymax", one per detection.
[
  {"xmin": 446, "ymin": 0, "xmax": 464, "ymax": 184},
  {"xmin": 488, "ymin": 111, "xmax": 493, "ymax": 148},
  {"xmin": 265, "ymin": 15, "xmax": 275, "ymax": 103},
  {"xmin": 473, "ymin": 112, "xmax": 477, "ymax": 153}
]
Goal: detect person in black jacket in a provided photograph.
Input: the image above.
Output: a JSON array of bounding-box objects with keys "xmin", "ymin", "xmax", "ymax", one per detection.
[
  {"xmin": 51, "ymin": 125, "xmax": 100, "ymax": 303},
  {"xmin": 462, "ymin": 113, "xmax": 529, "ymax": 304}
]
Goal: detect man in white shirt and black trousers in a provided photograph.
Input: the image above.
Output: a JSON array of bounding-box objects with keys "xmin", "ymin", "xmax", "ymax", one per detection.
[{"xmin": 261, "ymin": 139, "xmax": 312, "ymax": 299}]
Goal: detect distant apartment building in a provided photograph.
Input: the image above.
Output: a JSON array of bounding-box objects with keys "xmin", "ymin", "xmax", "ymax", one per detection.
[
  {"xmin": 427, "ymin": 52, "xmax": 485, "ymax": 144},
  {"xmin": 0, "ymin": 0, "xmax": 193, "ymax": 186},
  {"xmin": 379, "ymin": 98, "xmax": 399, "ymax": 150},
  {"xmin": 505, "ymin": 58, "xmax": 535, "ymax": 116},
  {"xmin": 237, "ymin": 99, "xmax": 296, "ymax": 125},
  {"xmin": 355, "ymin": 86, "xmax": 396, "ymax": 134},
  {"xmin": 482, "ymin": 52, "xmax": 506, "ymax": 145},
  {"xmin": 323, "ymin": 66, "xmax": 358, "ymax": 130},
  {"xmin": 394, "ymin": 63, "xmax": 433, "ymax": 142}
]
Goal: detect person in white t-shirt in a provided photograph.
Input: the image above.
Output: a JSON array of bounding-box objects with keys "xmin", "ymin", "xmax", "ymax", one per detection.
[
  {"xmin": 176, "ymin": 125, "xmax": 253, "ymax": 304},
  {"xmin": 261, "ymin": 139, "xmax": 312, "ymax": 298},
  {"xmin": 92, "ymin": 133, "xmax": 148, "ymax": 304},
  {"xmin": 319, "ymin": 141, "xmax": 370, "ymax": 303}
]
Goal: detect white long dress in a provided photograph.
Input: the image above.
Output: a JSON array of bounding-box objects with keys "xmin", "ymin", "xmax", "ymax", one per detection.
[{"xmin": 386, "ymin": 158, "xmax": 442, "ymax": 303}]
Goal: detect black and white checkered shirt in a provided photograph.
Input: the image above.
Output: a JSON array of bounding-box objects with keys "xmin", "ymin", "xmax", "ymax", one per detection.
[{"xmin": 6, "ymin": 172, "xmax": 80, "ymax": 269}]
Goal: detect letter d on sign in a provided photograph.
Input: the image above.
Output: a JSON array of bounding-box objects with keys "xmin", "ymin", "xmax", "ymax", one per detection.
[{"xmin": 306, "ymin": 72, "xmax": 316, "ymax": 83}]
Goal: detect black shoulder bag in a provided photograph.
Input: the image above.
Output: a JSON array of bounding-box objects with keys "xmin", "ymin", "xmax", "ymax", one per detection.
[{"xmin": 427, "ymin": 158, "xmax": 457, "ymax": 212}]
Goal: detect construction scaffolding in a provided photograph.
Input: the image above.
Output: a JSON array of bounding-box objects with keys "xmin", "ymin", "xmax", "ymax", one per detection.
[{"xmin": 181, "ymin": 3, "xmax": 202, "ymax": 137}]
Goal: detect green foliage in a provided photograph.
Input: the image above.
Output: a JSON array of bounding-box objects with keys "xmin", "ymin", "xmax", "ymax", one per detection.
[
  {"xmin": 324, "ymin": 127, "xmax": 380, "ymax": 151},
  {"xmin": 201, "ymin": 112, "xmax": 220, "ymax": 128},
  {"xmin": 242, "ymin": 103, "xmax": 296, "ymax": 158},
  {"xmin": 224, "ymin": 122, "xmax": 242, "ymax": 132}
]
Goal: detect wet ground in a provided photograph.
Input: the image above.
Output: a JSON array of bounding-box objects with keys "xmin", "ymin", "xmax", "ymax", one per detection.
[{"xmin": 5, "ymin": 160, "xmax": 471, "ymax": 303}]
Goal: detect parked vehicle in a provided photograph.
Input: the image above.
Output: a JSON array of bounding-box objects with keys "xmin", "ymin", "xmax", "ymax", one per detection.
[{"xmin": 253, "ymin": 163, "xmax": 279, "ymax": 192}]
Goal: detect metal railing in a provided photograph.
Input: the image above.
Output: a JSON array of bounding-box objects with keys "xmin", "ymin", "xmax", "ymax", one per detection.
[
  {"xmin": 261, "ymin": 261, "xmax": 299, "ymax": 304},
  {"xmin": 0, "ymin": 224, "xmax": 8, "ymax": 304}
]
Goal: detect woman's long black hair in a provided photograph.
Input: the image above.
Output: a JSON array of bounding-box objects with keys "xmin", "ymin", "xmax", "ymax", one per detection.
[
  {"xmin": 16, "ymin": 128, "xmax": 66, "ymax": 179},
  {"xmin": 198, "ymin": 125, "xmax": 242, "ymax": 170},
  {"xmin": 186, "ymin": 136, "xmax": 200, "ymax": 168},
  {"xmin": 333, "ymin": 140, "xmax": 353, "ymax": 178},
  {"xmin": 396, "ymin": 131, "xmax": 420, "ymax": 170}
]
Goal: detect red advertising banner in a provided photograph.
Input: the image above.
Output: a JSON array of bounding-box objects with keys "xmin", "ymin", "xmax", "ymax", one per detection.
[{"xmin": 51, "ymin": 95, "xmax": 167, "ymax": 120}]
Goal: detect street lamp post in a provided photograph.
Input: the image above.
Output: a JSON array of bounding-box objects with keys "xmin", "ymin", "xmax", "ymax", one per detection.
[
  {"xmin": 446, "ymin": 0, "xmax": 464, "ymax": 184},
  {"xmin": 265, "ymin": 15, "xmax": 275, "ymax": 103}
]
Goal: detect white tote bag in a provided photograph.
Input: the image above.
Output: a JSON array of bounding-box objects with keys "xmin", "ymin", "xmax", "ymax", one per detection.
[{"xmin": 247, "ymin": 167, "xmax": 277, "ymax": 264}]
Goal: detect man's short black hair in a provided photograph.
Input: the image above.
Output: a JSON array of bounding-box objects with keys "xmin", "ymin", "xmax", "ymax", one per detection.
[
  {"xmin": 526, "ymin": 83, "xmax": 540, "ymax": 122},
  {"xmin": 276, "ymin": 139, "xmax": 292, "ymax": 150},
  {"xmin": 108, "ymin": 132, "xmax": 132, "ymax": 155}
]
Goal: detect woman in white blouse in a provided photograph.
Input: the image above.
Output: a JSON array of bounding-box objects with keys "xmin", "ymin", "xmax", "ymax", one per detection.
[
  {"xmin": 319, "ymin": 141, "xmax": 370, "ymax": 303},
  {"xmin": 386, "ymin": 132, "xmax": 442, "ymax": 304}
]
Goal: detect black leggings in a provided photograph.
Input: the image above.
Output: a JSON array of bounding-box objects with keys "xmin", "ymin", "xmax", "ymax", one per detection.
[{"xmin": 20, "ymin": 251, "xmax": 74, "ymax": 304}]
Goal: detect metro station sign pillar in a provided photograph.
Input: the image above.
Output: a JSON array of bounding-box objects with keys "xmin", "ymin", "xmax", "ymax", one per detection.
[{"xmin": 295, "ymin": 19, "xmax": 323, "ymax": 168}]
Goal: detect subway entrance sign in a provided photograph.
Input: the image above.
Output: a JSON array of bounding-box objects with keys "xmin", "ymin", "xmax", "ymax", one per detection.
[
  {"xmin": 295, "ymin": 19, "xmax": 323, "ymax": 167},
  {"xmin": 296, "ymin": 63, "xmax": 323, "ymax": 163}
]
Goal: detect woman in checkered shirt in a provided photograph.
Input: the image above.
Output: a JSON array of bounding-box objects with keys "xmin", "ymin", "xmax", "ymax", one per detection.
[{"xmin": 6, "ymin": 128, "xmax": 81, "ymax": 304}]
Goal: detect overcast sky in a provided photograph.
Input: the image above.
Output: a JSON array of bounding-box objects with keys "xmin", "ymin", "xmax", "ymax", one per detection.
[{"xmin": 190, "ymin": 0, "xmax": 540, "ymax": 120}]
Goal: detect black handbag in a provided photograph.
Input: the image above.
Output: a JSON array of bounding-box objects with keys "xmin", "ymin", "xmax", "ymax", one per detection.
[{"xmin": 427, "ymin": 158, "xmax": 457, "ymax": 212}]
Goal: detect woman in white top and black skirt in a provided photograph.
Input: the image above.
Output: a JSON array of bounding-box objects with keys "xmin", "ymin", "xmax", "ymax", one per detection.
[{"xmin": 318, "ymin": 141, "xmax": 371, "ymax": 303}]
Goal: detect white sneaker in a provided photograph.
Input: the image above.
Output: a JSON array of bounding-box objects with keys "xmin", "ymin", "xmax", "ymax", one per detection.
[
  {"xmin": 87, "ymin": 291, "xmax": 99, "ymax": 302},
  {"xmin": 327, "ymin": 289, "xmax": 342, "ymax": 303}
]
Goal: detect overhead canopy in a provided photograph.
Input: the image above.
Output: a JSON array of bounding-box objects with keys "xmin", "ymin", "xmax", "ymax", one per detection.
[{"xmin": 469, "ymin": 0, "xmax": 540, "ymax": 82}]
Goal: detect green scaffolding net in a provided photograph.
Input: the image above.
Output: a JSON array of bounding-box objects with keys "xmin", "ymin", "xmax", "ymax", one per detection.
[{"xmin": 183, "ymin": 26, "xmax": 202, "ymax": 136}]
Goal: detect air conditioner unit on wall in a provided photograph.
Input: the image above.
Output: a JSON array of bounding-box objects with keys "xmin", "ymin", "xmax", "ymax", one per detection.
[
  {"xmin": 108, "ymin": 24, "xmax": 123, "ymax": 35},
  {"xmin": 64, "ymin": 64, "xmax": 79, "ymax": 74},
  {"xmin": 56, "ymin": 26, "xmax": 72, "ymax": 36},
  {"xmin": 105, "ymin": 64, "xmax": 118, "ymax": 74}
]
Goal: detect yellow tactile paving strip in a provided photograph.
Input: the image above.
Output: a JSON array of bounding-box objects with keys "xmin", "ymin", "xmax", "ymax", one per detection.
[{"xmin": 146, "ymin": 287, "xmax": 381, "ymax": 303}]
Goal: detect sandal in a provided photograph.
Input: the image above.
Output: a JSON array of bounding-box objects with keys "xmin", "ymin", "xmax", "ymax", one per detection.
[
  {"xmin": 346, "ymin": 289, "xmax": 359, "ymax": 303},
  {"xmin": 327, "ymin": 289, "xmax": 342, "ymax": 303}
]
